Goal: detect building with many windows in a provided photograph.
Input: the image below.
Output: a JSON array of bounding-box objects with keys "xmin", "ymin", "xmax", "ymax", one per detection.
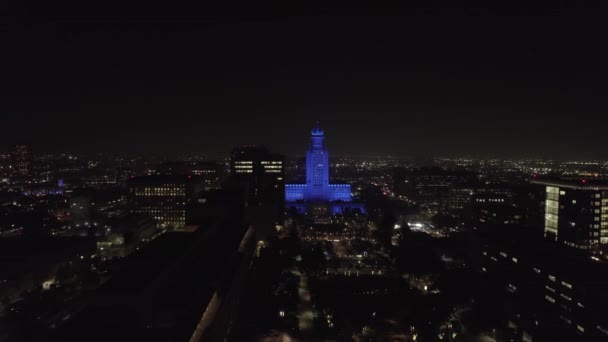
[
  {"xmin": 128, "ymin": 175, "xmax": 204, "ymax": 229},
  {"xmin": 532, "ymin": 178, "xmax": 608, "ymax": 251}
]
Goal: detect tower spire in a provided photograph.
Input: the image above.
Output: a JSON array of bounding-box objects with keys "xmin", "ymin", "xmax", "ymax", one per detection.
[{"xmin": 311, "ymin": 122, "xmax": 324, "ymax": 136}]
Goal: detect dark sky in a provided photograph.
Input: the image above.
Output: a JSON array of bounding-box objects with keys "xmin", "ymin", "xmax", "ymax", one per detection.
[{"xmin": 2, "ymin": 2, "xmax": 606, "ymax": 159}]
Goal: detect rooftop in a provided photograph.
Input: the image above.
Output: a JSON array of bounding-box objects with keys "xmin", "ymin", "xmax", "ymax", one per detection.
[{"xmin": 531, "ymin": 177, "xmax": 608, "ymax": 190}]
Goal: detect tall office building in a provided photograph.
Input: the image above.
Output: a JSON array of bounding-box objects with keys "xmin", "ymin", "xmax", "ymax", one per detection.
[
  {"xmin": 230, "ymin": 146, "xmax": 285, "ymax": 214},
  {"xmin": 285, "ymin": 124, "xmax": 363, "ymax": 215},
  {"xmin": 11, "ymin": 143, "xmax": 32, "ymax": 177},
  {"xmin": 128, "ymin": 175, "xmax": 204, "ymax": 229},
  {"xmin": 532, "ymin": 178, "xmax": 608, "ymax": 251}
]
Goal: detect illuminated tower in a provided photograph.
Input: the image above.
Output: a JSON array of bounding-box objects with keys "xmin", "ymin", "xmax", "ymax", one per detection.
[
  {"xmin": 305, "ymin": 124, "xmax": 330, "ymax": 201},
  {"xmin": 285, "ymin": 123, "xmax": 359, "ymax": 211}
]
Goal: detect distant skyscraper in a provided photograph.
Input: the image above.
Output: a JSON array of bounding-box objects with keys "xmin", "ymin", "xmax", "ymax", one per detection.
[
  {"xmin": 286, "ymin": 124, "xmax": 363, "ymax": 215},
  {"xmin": 532, "ymin": 178, "xmax": 608, "ymax": 251},
  {"xmin": 128, "ymin": 175, "xmax": 204, "ymax": 229},
  {"xmin": 11, "ymin": 143, "xmax": 32, "ymax": 177}
]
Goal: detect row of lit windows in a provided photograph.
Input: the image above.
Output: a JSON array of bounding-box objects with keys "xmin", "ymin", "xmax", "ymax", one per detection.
[
  {"xmin": 545, "ymin": 187, "xmax": 559, "ymax": 236},
  {"xmin": 135, "ymin": 192, "xmax": 186, "ymax": 197},
  {"xmin": 140, "ymin": 189, "xmax": 186, "ymax": 192}
]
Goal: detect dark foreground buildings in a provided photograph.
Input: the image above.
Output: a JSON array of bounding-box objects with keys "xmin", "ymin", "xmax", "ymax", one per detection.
[
  {"xmin": 478, "ymin": 226, "xmax": 608, "ymax": 342},
  {"xmin": 474, "ymin": 177, "xmax": 608, "ymax": 342},
  {"xmin": 50, "ymin": 180, "xmax": 263, "ymax": 342}
]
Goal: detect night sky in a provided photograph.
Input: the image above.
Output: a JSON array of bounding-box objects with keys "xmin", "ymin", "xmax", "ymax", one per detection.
[{"xmin": 2, "ymin": 2, "xmax": 606, "ymax": 159}]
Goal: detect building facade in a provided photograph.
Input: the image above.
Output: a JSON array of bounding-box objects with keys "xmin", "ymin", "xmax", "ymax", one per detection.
[
  {"xmin": 532, "ymin": 179, "xmax": 608, "ymax": 251},
  {"xmin": 230, "ymin": 146, "xmax": 285, "ymax": 221},
  {"xmin": 285, "ymin": 124, "xmax": 363, "ymax": 215},
  {"xmin": 128, "ymin": 175, "xmax": 204, "ymax": 229}
]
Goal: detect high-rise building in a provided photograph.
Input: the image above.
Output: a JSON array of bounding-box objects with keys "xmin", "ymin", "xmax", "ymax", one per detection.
[
  {"xmin": 532, "ymin": 178, "xmax": 608, "ymax": 251},
  {"xmin": 285, "ymin": 124, "xmax": 364, "ymax": 215},
  {"xmin": 230, "ymin": 146, "xmax": 285, "ymax": 216},
  {"xmin": 11, "ymin": 143, "xmax": 32, "ymax": 177},
  {"xmin": 128, "ymin": 175, "xmax": 204, "ymax": 229}
]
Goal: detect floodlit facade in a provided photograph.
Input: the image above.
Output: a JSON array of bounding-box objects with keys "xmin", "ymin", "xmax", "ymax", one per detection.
[
  {"xmin": 532, "ymin": 179, "xmax": 608, "ymax": 251},
  {"xmin": 286, "ymin": 124, "xmax": 363, "ymax": 214}
]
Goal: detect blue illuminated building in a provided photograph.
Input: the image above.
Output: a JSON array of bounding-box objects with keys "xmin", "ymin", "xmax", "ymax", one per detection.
[{"xmin": 286, "ymin": 124, "xmax": 364, "ymax": 214}]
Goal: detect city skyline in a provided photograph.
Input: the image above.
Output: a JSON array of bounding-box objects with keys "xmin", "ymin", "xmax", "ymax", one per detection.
[{"xmin": 3, "ymin": 3, "xmax": 608, "ymax": 342}]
